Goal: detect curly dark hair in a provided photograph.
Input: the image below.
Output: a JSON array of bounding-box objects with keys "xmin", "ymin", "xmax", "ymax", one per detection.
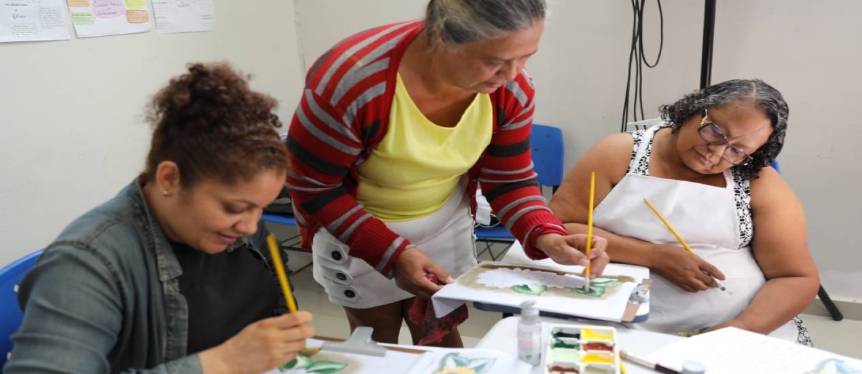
[
  {"xmin": 659, "ymin": 79, "xmax": 789, "ymax": 180},
  {"xmin": 140, "ymin": 62, "xmax": 288, "ymax": 187}
]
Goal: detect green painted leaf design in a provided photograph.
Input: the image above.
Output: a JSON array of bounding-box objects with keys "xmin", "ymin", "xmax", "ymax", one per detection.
[
  {"xmin": 573, "ymin": 286, "xmax": 607, "ymax": 297},
  {"xmin": 588, "ymin": 278, "xmax": 619, "ymax": 286},
  {"xmin": 512, "ymin": 284, "xmax": 547, "ymax": 295},
  {"xmin": 280, "ymin": 354, "xmax": 312, "ymax": 370},
  {"xmin": 452, "ymin": 354, "xmax": 471, "ymax": 368},
  {"xmin": 306, "ymin": 360, "xmax": 349, "ymax": 372},
  {"xmin": 467, "ymin": 357, "xmax": 497, "ymax": 373},
  {"xmin": 443, "ymin": 354, "xmax": 459, "ymax": 369}
]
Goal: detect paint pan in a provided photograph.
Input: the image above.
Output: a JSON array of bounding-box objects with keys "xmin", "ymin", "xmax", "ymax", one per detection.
[{"xmin": 543, "ymin": 324, "xmax": 619, "ymax": 374}]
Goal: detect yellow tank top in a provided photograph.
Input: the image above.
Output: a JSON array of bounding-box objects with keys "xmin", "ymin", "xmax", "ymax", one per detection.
[{"xmin": 356, "ymin": 74, "xmax": 493, "ymax": 222}]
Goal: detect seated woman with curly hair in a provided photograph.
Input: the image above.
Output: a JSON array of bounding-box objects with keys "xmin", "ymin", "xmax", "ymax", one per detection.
[
  {"xmin": 549, "ymin": 79, "xmax": 818, "ymax": 345},
  {"xmin": 6, "ymin": 63, "xmax": 315, "ymax": 374}
]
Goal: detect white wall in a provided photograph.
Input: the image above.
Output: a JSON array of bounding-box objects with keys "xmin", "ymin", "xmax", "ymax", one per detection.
[
  {"xmin": 0, "ymin": 0, "xmax": 304, "ymax": 265},
  {"xmin": 293, "ymin": 0, "xmax": 862, "ymax": 301},
  {"xmin": 3, "ymin": 0, "xmax": 859, "ymax": 302},
  {"xmin": 711, "ymin": 1, "xmax": 862, "ymax": 302}
]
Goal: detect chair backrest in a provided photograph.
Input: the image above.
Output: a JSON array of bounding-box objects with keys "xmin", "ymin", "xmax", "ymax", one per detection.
[
  {"xmin": 0, "ymin": 250, "xmax": 43, "ymax": 368},
  {"xmin": 624, "ymin": 118, "xmax": 665, "ymax": 132},
  {"xmin": 530, "ymin": 124, "xmax": 565, "ymax": 188},
  {"xmin": 770, "ymin": 160, "xmax": 781, "ymax": 173}
]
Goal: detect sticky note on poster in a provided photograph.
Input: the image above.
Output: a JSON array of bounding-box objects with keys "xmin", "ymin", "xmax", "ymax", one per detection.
[
  {"xmin": 124, "ymin": 0, "xmax": 146, "ymax": 8},
  {"xmin": 66, "ymin": 0, "xmax": 151, "ymax": 37},
  {"xmin": 126, "ymin": 9, "xmax": 148, "ymax": 23},
  {"xmin": 70, "ymin": 13, "xmax": 96, "ymax": 26}
]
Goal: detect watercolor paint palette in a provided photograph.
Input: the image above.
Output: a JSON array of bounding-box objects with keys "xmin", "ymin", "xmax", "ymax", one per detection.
[{"xmin": 543, "ymin": 324, "xmax": 620, "ymax": 374}]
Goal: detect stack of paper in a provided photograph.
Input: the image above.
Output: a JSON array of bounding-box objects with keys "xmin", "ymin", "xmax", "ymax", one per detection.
[
  {"xmin": 263, "ymin": 338, "xmax": 531, "ymax": 374},
  {"xmin": 647, "ymin": 327, "xmax": 862, "ymax": 374},
  {"xmin": 432, "ymin": 261, "xmax": 646, "ymax": 322}
]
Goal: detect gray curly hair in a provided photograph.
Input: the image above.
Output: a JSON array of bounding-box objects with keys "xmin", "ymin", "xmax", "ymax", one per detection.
[
  {"xmin": 424, "ymin": 0, "xmax": 547, "ymax": 46},
  {"xmin": 660, "ymin": 79, "xmax": 789, "ymax": 180}
]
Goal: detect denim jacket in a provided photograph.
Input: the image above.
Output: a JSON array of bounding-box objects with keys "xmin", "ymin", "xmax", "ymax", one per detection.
[{"xmin": 5, "ymin": 180, "xmax": 287, "ymax": 374}]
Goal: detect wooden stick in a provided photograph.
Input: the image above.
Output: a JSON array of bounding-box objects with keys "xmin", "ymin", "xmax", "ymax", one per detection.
[
  {"xmin": 267, "ymin": 234, "xmax": 299, "ymax": 312},
  {"xmin": 584, "ymin": 172, "xmax": 596, "ymax": 292},
  {"xmin": 643, "ymin": 198, "xmax": 726, "ymax": 291}
]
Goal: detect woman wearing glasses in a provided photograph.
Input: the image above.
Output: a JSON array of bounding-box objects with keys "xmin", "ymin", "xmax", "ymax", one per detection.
[{"xmin": 549, "ymin": 79, "xmax": 818, "ymax": 345}]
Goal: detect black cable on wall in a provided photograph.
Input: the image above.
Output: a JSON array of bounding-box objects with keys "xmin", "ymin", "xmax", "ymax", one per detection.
[{"xmin": 620, "ymin": 0, "xmax": 664, "ymax": 133}]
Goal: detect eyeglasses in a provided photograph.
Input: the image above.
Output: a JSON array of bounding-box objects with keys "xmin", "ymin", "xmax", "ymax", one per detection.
[{"xmin": 698, "ymin": 109, "xmax": 754, "ymax": 166}]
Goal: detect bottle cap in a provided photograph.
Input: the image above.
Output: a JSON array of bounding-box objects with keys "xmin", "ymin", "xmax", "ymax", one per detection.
[
  {"xmin": 520, "ymin": 300, "xmax": 539, "ymax": 323},
  {"xmin": 681, "ymin": 360, "xmax": 706, "ymax": 374}
]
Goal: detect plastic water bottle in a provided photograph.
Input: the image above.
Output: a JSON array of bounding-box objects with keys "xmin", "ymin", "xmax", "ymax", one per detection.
[{"xmin": 517, "ymin": 300, "xmax": 542, "ymax": 366}]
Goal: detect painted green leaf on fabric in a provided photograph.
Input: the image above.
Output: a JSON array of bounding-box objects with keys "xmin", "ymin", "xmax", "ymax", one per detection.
[
  {"xmin": 438, "ymin": 353, "xmax": 497, "ymax": 374},
  {"xmin": 281, "ymin": 354, "xmax": 312, "ymax": 370},
  {"xmin": 512, "ymin": 284, "xmax": 547, "ymax": 295},
  {"xmin": 279, "ymin": 354, "xmax": 348, "ymax": 373},
  {"xmin": 467, "ymin": 357, "xmax": 496, "ymax": 373},
  {"xmin": 306, "ymin": 360, "xmax": 349, "ymax": 373},
  {"xmin": 588, "ymin": 278, "xmax": 619, "ymax": 287},
  {"xmin": 573, "ymin": 286, "xmax": 606, "ymax": 297}
]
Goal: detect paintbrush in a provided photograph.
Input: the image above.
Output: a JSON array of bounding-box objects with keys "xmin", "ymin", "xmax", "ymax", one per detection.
[
  {"xmin": 643, "ymin": 198, "xmax": 727, "ymax": 292},
  {"xmin": 266, "ymin": 234, "xmax": 299, "ymax": 312},
  {"xmin": 584, "ymin": 171, "xmax": 596, "ymax": 293},
  {"xmin": 620, "ymin": 350, "xmax": 680, "ymax": 374}
]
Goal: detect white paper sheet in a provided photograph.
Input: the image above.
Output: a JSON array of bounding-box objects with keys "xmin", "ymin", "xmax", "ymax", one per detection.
[
  {"xmin": 262, "ymin": 339, "xmax": 425, "ymax": 374},
  {"xmin": 432, "ymin": 261, "xmax": 641, "ymax": 322},
  {"xmin": 260, "ymin": 339, "xmax": 531, "ymax": 374},
  {"xmin": 405, "ymin": 348, "xmax": 532, "ymax": 374},
  {"xmin": 0, "ymin": 0, "xmax": 70, "ymax": 43},
  {"xmin": 151, "ymin": 0, "xmax": 215, "ymax": 34},
  {"xmin": 647, "ymin": 327, "xmax": 862, "ymax": 374},
  {"xmin": 67, "ymin": 0, "xmax": 151, "ymax": 38}
]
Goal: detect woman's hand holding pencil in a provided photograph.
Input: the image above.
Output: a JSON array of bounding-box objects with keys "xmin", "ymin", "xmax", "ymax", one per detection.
[
  {"xmin": 650, "ymin": 244, "xmax": 726, "ymax": 292},
  {"xmin": 538, "ymin": 171, "xmax": 610, "ymax": 283},
  {"xmin": 199, "ymin": 234, "xmax": 316, "ymax": 374},
  {"xmin": 535, "ymin": 233, "xmax": 610, "ymax": 276},
  {"xmin": 643, "ymin": 198, "xmax": 727, "ymax": 293}
]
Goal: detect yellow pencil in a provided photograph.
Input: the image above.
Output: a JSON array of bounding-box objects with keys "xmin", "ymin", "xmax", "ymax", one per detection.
[
  {"xmin": 584, "ymin": 172, "xmax": 596, "ymax": 292},
  {"xmin": 267, "ymin": 234, "xmax": 299, "ymax": 312},
  {"xmin": 643, "ymin": 198, "xmax": 726, "ymax": 291}
]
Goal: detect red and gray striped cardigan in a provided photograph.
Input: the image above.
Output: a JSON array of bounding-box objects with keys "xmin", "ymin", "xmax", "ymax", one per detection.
[{"xmin": 285, "ymin": 20, "xmax": 567, "ymax": 277}]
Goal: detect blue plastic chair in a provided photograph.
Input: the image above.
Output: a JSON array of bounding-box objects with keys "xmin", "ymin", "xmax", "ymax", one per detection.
[
  {"xmin": 260, "ymin": 213, "xmax": 305, "ymax": 253},
  {"xmin": 770, "ymin": 160, "xmax": 842, "ymax": 321},
  {"xmin": 530, "ymin": 124, "xmax": 566, "ymax": 194},
  {"xmin": 0, "ymin": 249, "xmax": 43, "ymax": 368},
  {"xmin": 474, "ymin": 124, "xmax": 565, "ymax": 260}
]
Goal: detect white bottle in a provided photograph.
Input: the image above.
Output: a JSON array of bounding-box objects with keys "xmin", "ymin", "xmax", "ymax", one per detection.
[
  {"xmin": 681, "ymin": 361, "xmax": 706, "ymax": 374},
  {"xmin": 517, "ymin": 300, "xmax": 542, "ymax": 366}
]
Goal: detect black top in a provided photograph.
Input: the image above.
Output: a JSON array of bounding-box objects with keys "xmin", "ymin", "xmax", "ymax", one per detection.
[{"xmin": 172, "ymin": 240, "xmax": 281, "ymax": 354}]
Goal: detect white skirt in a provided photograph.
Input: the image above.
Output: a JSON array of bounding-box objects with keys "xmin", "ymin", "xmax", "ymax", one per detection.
[{"xmin": 311, "ymin": 185, "xmax": 476, "ymax": 309}]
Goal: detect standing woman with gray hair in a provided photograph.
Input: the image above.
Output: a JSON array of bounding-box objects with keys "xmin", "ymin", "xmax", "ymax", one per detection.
[{"xmin": 286, "ymin": 0, "xmax": 610, "ymax": 347}]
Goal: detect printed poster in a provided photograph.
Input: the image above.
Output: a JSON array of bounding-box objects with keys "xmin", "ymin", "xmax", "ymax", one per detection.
[
  {"xmin": 67, "ymin": 0, "xmax": 151, "ymax": 38},
  {"xmin": 0, "ymin": 0, "xmax": 71, "ymax": 43},
  {"xmin": 152, "ymin": 0, "xmax": 215, "ymax": 34}
]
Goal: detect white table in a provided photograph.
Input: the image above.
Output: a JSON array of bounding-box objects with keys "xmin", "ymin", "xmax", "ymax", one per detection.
[{"xmin": 476, "ymin": 316, "xmax": 683, "ymax": 374}]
